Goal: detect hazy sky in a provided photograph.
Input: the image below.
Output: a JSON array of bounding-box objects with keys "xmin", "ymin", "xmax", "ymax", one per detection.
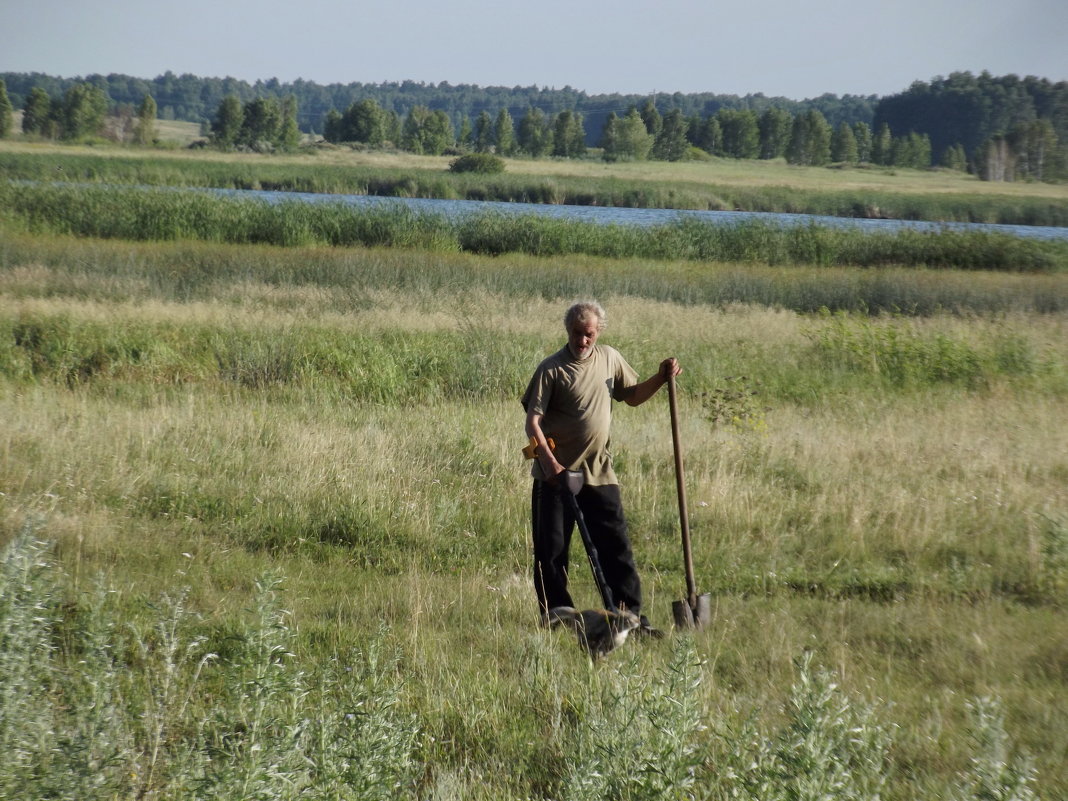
[{"xmin": 2, "ymin": 0, "xmax": 1065, "ymax": 99}]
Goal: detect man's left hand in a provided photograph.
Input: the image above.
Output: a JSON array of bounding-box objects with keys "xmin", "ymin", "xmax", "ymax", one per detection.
[{"xmin": 660, "ymin": 357, "xmax": 682, "ymax": 382}]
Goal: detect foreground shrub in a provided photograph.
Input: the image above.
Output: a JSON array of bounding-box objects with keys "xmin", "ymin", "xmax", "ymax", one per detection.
[
  {"xmin": 0, "ymin": 531, "xmax": 422, "ymax": 800},
  {"xmin": 563, "ymin": 640, "xmax": 705, "ymax": 801},
  {"xmin": 719, "ymin": 652, "xmax": 893, "ymax": 801}
]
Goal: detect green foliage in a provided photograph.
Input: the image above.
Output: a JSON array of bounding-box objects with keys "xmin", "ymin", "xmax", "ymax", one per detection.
[
  {"xmin": 954, "ymin": 697, "xmax": 1039, "ymax": 801},
  {"xmin": 563, "ymin": 639, "xmax": 705, "ymax": 801},
  {"xmin": 875, "ymin": 71, "xmax": 1068, "ymax": 167},
  {"xmin": 786, "ymin": 110, "xmax": 832, "ymax": 166},
  {"xmin": 401, "ymin": 105, "xmax": 453, "ymax": 155},
  {"xmin": 602, "ymin": 108, "xmax": 653, "ymax": 162},
  {"xmin": 0, "ymin": 536, "xmax": 423, "ymax": 800},
  {"xmin": 717, "ymin": 108, "xmax": 761, "ymax": 159},
  {"xmin": 807, "ymin": 310, "xmax": 1050, "ymax": 389},
  {"xmin": 689, "ymin": 114, "xmax": 722, "ymax": 156},
  {"xmin": 3, "ymin": 181, "xmax": 1066, "ymax": 278},
  {"xmin": 552, "ymin": 110, "xmax": 586, "ymax": 158},
  {"xmin": 872, "ymin": 122, "xmax": 893, "ymax": 166},
  {"xmin": 639, "ymin": 98, "xmax": 662, "ymax": 137},
  {"xmin": 238, "ymin": 96, "xmax": 283, "ymax": 151},
  {"xmin": 853, "ymin": 121, "xmax": 873, "ymax": 162},
  {"xmin": 494, "ymin": 107, "xmax": 515, "ymax": 155},
  {"xmin": 652, "ymin": 108, "xmax": 690, "ymax": 161},
  {"xmin": 517, "ymin": 107, "xmax": 551, "ymax": 157},
  {"xmin": 721, "ymin": 653, "xmax": 893, "ymax": 801},
  {"xmin": 449, "ymin": 152, "xmax": 505, "ymax": 174},
  {"xmin": 890, "ymin": 131, "xmax": 933, "ymax": 169},
  {"xmin": 210, "ymin": 95, "xmax": 300, "ymax": 152},
  {"xmin": 831, "ymin": 122, "xmax": 859, "ymax": 164},
  {"xmin": 322, "ymin": 108, "xmax": 343, "ymax": 142},
  {"xmin": 941, "ymin": 143, "xmax": 969, "ymax": 171},
  {"xmin": 2, "ymin": 68, "xmax": 879, "ymax": 144},
  {"xmin": 473, "ymin": 110, "xmax": 493, "ymax": 153},
  {"xmin": 211, "ymin": 95, "xmax": 244, "ymax": 147},
  {"xmin": 59, "ymin": 82, "xmax": 108, "ymax": 141},
  {"xmin": 21, "ymin": 87, "xmax": 53, "ymax": 137},
  {"xmin": 0, "ymin": 79, "xmax": 12, "ymax": 138},
  {"xmin": 133, "ymin": 93, "xmax": 157, "ymax": 146},
  {"xmin": 342, "ymin": 98, "xmax": 387, "ymax": 146},
  {"xmin": 758, "ymin": 107, "xmax": 793, "ymax": 159},
  {"xmin": 279, "ymin": 95, "xmax": 301, "ymax": 150},
  {"xmin": 974, "ymin": 120, "xmax": 1067, "ymax": 183}
]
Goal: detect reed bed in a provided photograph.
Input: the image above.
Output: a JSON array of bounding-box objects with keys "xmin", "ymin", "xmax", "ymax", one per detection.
[
  {"xmin": 3, "ymin": 182, "xmax": 1067, "ymax": 276},
  {"xmin": 4, "ymin": 224, "xmax": 1068, "ymax": 317},
  {"xmin": 4, "ymin": 147, "xmax": 1068, "ymax": 225}
]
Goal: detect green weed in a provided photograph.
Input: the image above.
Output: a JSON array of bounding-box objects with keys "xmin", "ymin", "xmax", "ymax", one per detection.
[
  {"xmin": 806, "ymin": 310, "xmax": 1050, "ymax": 389},
  {"xmin": 3, "ymin": 181, "xmax": 1066, "ymax": 273}
]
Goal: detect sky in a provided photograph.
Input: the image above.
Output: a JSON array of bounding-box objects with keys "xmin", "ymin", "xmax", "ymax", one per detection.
[{"xmin": 1, "ymin": 0, "xmax": 1066, "ymax": 100}]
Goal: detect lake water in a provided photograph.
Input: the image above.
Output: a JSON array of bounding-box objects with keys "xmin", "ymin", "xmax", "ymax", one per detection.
[{"xmin": 228, "ymin": 187, "xmax": 1068, "ymax": 242}]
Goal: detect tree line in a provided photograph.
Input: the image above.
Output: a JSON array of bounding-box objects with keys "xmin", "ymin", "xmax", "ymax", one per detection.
[
  {"xmin": 0, "ymin": 79, "xmax": 157, "ymax": 145},
  {"xmin": 3, "ymin": 70, "xmax": 1066, "ymax": 181},
  {"xmin": 0, "ymin": 70, "xmax": 876, "ymax": 141},
  {"xmin": 875, "ymin": 72, "xmax": 1068, "ymax": 182},
  {"xmin": 287, "ymin": 94, "xmax": 943, "ymax": 172}
]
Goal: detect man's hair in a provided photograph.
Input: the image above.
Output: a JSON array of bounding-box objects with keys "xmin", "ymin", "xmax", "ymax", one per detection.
[{"xmin": 564, "ymin": 300, "xmax": 607, "ymax": 332}]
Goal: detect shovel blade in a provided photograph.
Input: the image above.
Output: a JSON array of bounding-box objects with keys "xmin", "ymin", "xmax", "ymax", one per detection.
[
  {"xmin": 672, "ymin": 594, "xmax": 713, "ymax": 629},
  {"xmin": 694, "ymin": 593, "xmax": 713, "ymax": 627},
  {"xmin": 560, "ymin": 470, "xmax": 585, "ymax": 496},
  {"xmin": 672, "ymin": 599, "xmax": 694, "ymax": 628}
]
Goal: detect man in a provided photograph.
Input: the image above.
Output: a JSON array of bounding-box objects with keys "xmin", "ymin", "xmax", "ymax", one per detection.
[{"xmin": 522, "ymin": 300, "xmax": 681, "ymax": 634}]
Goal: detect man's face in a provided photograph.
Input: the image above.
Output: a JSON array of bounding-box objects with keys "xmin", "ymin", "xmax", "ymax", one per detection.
[{"xmin": 567, "ymin": 315, "xmax": 601, "ymax": 360}]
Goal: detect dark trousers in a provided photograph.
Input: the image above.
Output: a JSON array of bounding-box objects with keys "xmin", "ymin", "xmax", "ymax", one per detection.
[{"xmin": 530, "ymin": 479, "xmax": 642, "ymax": 616}]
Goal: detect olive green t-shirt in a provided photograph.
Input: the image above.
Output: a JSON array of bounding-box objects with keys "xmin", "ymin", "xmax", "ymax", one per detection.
[{"xmin": 521, "ymin": 344, "xmax": 639, "ymax": 486}]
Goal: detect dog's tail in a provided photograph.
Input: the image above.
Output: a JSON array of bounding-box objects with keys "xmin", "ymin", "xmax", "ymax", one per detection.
[{"xmin": 546, "ymin": 605, "xmax": 581, "ymax": 629}]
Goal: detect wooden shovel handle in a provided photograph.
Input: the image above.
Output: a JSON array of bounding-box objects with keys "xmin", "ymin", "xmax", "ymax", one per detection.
[{"xmin": 668, "ymin": 373, "xmax": 697, "ymax": 604}]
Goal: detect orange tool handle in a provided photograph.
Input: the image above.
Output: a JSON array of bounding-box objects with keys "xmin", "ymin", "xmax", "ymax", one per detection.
[{"xmin": 522, "ymin": 436, "xmax": 555, "ymax": 459}]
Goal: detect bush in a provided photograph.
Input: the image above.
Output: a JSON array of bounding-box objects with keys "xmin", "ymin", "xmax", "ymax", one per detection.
[{"xmin": 448, "ymin": 153, "xmax": 505, "ymax": 174}]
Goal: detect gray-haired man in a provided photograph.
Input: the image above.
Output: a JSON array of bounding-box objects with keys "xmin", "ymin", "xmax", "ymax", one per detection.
[{"xmin": 522, "ymin": 300, "xmax": 680, "ymax": 634}]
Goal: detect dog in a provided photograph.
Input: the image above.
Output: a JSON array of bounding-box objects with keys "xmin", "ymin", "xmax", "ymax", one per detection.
[{"xmin": 547, "ymin": 606, "xmax": 641, "ymax": 658}]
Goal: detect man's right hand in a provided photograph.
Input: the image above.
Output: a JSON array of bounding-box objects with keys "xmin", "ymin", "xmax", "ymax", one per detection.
[{"xmin": 540, "ymin": 455, "xmax": 566, "ymax": 486}]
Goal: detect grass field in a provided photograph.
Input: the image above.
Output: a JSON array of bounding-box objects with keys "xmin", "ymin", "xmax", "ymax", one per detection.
[{"xmin": 1, "ymin": 142, "xmax": 1067, "ymax": 799}]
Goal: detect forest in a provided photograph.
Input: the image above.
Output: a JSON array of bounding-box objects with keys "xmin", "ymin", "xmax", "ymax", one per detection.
[{"xmin": 1, "ymin": 70, "xmax": 1066, "ymax": 180}]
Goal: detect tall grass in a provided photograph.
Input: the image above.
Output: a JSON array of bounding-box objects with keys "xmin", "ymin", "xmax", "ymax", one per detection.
[
  {"xmin": 3, "ymin": 182, "xmax": 1067, "ymax": 273},
  {"xmin": 0, "ymin": 532, "xmax": 1048, "ymax": 800},
  {"xmin": 4, "ymin": 148, "xmax": 1068, "ymax": 225},
  {"xmin": 0, "ymin": 531, "xmax": 423, "ymax": 800},
  {"xmin": 5, "ymin": 229, "xmax": 1067, "ymax": 315},
  {"xmin": 2, "ymin": 200, "xmax": 1067, "ymax": 797}
]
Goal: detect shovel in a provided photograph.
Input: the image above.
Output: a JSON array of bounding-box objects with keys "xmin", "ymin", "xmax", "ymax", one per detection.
[
  {"xmin": 559, "ymin": 469, "xmax": 618, "ymax": 613},
  {"xmin": 667, "ymin": 373, "xmax": 712, "ymax": 629}
]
